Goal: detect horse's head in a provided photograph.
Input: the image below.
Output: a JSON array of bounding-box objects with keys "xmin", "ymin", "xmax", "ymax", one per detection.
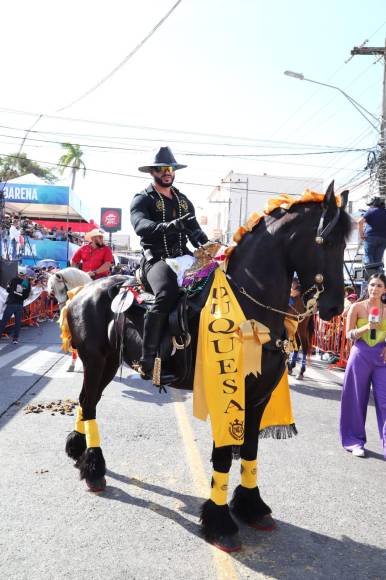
[
  {"xmin": 47, "ymin": 272, "xmax": 69, "ymax": 309},
  {"xmin": 286, "ymin": 181, "xmax": 352, "ymax": 321}
]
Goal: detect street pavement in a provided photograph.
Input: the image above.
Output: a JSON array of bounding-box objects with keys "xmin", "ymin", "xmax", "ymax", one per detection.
[{"xmin": 0, "ymin": 322, "xmax": 385, "ymax": 580}]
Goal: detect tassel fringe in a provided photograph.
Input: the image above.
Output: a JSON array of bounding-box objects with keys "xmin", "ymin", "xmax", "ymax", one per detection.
[{"xmin": 259, "ymin": 423, "xmax": 298, "ymax": 439}]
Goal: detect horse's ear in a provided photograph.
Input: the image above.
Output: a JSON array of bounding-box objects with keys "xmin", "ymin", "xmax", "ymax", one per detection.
[
  {"xmin": 323, "ymin": 180, "xmax": 337, "ymax": 210},
  {"xmin": 340, "ymin": 190, "xmax": 349, "ymax": 210},
  {"xmin": 55, "ymin": 273, "xmax": 63, "ymax": 280}
]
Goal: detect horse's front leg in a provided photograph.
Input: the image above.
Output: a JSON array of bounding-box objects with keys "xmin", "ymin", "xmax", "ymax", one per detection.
[
  {"xmin": 200, "ymin": 444, "xmax": 241, "ymax": 552},
  {"xmin": 72, "ymin": 354, "xmax": 107, "ymax": 492},
  {"xmin": 230, "ymin": 400, "xmax": 276, "ymax": 531}
]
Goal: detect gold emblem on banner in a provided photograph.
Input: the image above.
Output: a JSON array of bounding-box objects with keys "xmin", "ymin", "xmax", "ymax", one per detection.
[{"xmin": 229, "ymin": 418, "xmax": 244, "ymax": 440}]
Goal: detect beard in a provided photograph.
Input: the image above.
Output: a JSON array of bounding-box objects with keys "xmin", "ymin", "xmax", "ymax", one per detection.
[
  {"xmin": 154, "ymin": 174, "xmax": 175, "ymax": 188},
  {"xmin": 95, "ymin": 241, "xmax": 104, "ymax": 248}
]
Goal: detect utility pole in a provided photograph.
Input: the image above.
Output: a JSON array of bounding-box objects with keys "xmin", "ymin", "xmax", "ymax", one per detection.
[
  {"xmin": 243, "ymin": 178, "xmax": 250, "ymax": 224},
  {"xmin": 351, "ymin": 39, "xmax": 386, "ymax": 197}
]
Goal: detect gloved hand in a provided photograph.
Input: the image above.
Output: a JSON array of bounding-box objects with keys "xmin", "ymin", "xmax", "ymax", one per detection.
[
  {"xmin": 166, "ymin": 213, "xmax": 194, "ymax": 232},
  {"xmin": 189, "ymin": 228, "xmax": 209, "ymax": 247}
]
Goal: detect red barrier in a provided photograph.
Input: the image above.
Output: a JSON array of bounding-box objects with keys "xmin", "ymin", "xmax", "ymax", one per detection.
[
  {"xmin": 2, "ymin": 292, "xmax": 59, "ymax": 335},
  {"xmin": 313, "ymin": 314, "xmax": 351, "ymax": 369}
]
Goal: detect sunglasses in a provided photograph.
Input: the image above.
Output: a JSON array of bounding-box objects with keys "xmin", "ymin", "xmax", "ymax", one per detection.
[{"xmin": 153, "ymin": 166, "xmax": 175, "ymax": 174}]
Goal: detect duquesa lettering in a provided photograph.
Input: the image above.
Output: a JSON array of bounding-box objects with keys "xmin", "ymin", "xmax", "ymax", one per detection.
[{"xmin": 208, "ymin": 284, "xmax": 244, "ymax": 414}]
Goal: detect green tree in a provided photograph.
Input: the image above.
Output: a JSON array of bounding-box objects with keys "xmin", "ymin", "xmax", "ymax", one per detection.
[
  {"xmin": 58, "ymin": 143, "xmax": 86, "ymax": 190},
  {"xmin": 0, "ymin": 152, "xmax": 57, "ymax": 183}
]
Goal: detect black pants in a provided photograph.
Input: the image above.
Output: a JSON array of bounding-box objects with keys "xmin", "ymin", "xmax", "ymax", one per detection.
[
  {"xmin": 0, "ymin": 303, "xmax": 23, "ymax": 339},
  {"xmin": 143, "ymin": 259, "xmax": 179, "ymax": 314}
]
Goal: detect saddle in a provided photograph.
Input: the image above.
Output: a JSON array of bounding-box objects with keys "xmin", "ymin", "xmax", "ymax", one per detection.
[{"xmin": 109, "ymin": 272, "xmax": 213, "ymax": 388}]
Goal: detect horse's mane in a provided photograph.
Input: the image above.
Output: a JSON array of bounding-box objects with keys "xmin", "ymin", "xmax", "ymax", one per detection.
[
  {"xmin": 61, "ymin": 268, "xmax": 91, "ymax": 287},
  {"xmin": 225, "ymin": 189, "xmax": 351, "ymax": 259}
]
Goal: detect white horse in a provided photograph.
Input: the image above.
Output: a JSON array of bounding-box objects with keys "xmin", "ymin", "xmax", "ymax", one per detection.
[{"xmin": 47, "ymin": 267, "xmax": 92, "ymax": 371}]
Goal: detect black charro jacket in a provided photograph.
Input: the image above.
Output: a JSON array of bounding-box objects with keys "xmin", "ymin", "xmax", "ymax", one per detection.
[{"xmin": 130, "ymin": 184, "xmax": 208, "ymax": 262}]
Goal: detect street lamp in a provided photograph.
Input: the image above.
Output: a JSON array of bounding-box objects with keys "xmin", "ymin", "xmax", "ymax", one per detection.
[{"xmin": 284, "ymin": 70, "xmax": 379, "ymax": 130}]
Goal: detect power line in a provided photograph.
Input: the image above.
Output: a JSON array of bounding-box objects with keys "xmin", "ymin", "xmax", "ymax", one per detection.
[
  {"xmin": 1, "ymin": 105, "xmax": 375, "ymax": 149},
  {"xmin": 3, "ymin": 138, "xmax": 366, "ymax": 173},
  {"xmin": 271, "ymin": 20, "xmax": 386, "ymax": 139},
  {"xmin": 0, "ymin": 151, "xmax": 335, "ymax": 194},
  {"xmin": 289, "ymin": 64, "xmax": 382, "ymax": 143},
  {"xmin": 0, "ymin": 122, "xmax": 366, "ymax": 152},
  {"xmin": 0, "ymin": 129, "xmax": 373, "ymax": 159},
  {"xmin": 294, "ymin": 77, "xmax": 382, "ymax": 144},
  {"xmin": 56, "ymin": 0, "xmax": 184, "ymax": 113}
]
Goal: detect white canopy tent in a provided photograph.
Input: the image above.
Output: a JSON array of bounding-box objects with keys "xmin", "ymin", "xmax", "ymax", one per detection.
[{"xmin": 2, "ymin": 174, "xmax": 91, "ymax": 221}]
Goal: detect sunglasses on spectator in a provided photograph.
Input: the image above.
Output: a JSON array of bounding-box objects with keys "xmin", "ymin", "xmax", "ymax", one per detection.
[{"xmin": 153, "ymin": 166, "xmax": 175, "ymax": 174}]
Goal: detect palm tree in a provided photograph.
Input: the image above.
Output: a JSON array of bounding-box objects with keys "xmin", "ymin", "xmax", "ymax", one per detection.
[{"xmin": 58, "ymin": 143, "xmax": 86, "ymax": 190}]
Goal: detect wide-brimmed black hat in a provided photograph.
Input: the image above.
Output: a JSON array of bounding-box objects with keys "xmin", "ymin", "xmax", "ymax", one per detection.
[{"xmin": 138, "ymin": 146, "xmax": 187, "ymax": 173}]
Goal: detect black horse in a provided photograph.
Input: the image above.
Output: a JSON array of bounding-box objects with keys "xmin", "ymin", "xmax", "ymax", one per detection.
[{"xmin": 65, "ymin": 183, "xmax": 351, "ymax": 551}]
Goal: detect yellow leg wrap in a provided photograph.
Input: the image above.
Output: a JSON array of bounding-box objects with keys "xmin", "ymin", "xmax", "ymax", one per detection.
[
  {"xmin": 241, "ymin": 459, "xmax": 258, "ymax": 489},
  {"xmin": 84, "ymin": 419, "xmax": 101, "ymax": 448},
  {"xmin": 75, "ymin": 406, "xmax": 85, "ymax": 434},
  {"xmin": 210, "ymin": 471, "xmax": 229, "ymax": 506}
]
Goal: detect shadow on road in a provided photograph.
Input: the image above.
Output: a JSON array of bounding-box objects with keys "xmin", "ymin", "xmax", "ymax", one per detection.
[
  {"xmin": 365, "ymin": 449, "xmax": 385, "ymax": 461},
  {"xmin": 291, "ymin": 382, "xmax": 376, "ymax": 408},
  {"xmin": 102, "ymin": 470, "xmax": 204, "ymax": 539},
  {"xmin": 121, "ymin": 374, "xmax": 189, "ymax": 406},
  {"xmin": 234, "ymin": 519, "xmax": 385, "ymax": 579},
  {"xmin": 106, "ymin": 469, "xmax": 203, "ymax": 516},
  {"xmin": 104, "ymin": 470, "xmax": 385, "ymax": 578}
]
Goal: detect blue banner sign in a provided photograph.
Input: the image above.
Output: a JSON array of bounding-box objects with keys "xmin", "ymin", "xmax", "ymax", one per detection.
[
  {"xmin": 19, "ymin": 240, "xmax": 79, "ymax": 270},
  {"xmin": 0, "ymin": 183, "xmax": 70, "ymax": 205}
]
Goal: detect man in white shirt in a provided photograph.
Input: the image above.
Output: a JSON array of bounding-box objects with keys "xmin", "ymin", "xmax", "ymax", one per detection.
[{"xmin": 8, "ymin": 221, "xmax": 20, "ymax": 259}]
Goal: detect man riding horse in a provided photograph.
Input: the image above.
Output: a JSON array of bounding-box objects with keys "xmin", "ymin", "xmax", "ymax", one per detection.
[{"xmin": 130, "ymin": 146, "xmax": 208, "ymax": 379}]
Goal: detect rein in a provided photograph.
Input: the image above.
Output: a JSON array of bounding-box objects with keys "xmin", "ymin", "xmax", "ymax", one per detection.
[
  {"xmin": 225, "ymin": 203, "xmax": 342, "ymax": 323},
  {"xmin": 197, "ymin": 201, "xmax": 341, "ymax": 324},
  {"xmin": 227, "ymin": 270, "xmax": 323, "ymax": 323}
]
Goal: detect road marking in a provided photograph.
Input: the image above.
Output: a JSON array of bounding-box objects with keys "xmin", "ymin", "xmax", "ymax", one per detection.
[
  {"xmin": 0, "ymin": 344, "xmax": 36, "ymax": 369},
  {"xmin": 12, "ymin": 348, "xmax": 61, "ymax": 376},
  {"xmin": 47, "ymin": 356, "xmax": 83, "ymax": 378},
  {"xmin": 173, "ymin": 391, "xmax": 239, "ymax": 580}
]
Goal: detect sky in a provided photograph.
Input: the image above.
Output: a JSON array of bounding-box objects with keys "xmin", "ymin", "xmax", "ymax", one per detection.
[{"xmin": 1, "ymin": 0, "xmax": 385, "ymax": 243}]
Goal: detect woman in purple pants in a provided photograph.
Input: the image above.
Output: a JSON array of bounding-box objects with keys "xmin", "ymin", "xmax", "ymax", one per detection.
[{"xmin": 340, "ymin": 274, "xmax": 386, "ymax": 459}]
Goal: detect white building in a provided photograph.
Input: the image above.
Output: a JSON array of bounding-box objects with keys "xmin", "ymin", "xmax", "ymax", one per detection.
[{"xmin": 206, "ymin": 171, "xmax": 324, "ymax": 243}]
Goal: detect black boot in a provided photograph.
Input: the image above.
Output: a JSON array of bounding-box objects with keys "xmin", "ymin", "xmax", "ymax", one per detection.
[{"xmin": 140, "ymin": 311, "xmax": 168, "ymax": 380}]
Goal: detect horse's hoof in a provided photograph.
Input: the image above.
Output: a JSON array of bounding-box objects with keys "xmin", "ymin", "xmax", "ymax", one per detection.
[
  {"xmin": 248, "ymin": 514, "xmax": 277, "ymax": 531},
  {"xmin": 210, "ymin": 534, "xmax": 242, "ymax": 553},
  {"xmin": 85, "ymin": 477, "xmax": 106, "ymax": 493}
]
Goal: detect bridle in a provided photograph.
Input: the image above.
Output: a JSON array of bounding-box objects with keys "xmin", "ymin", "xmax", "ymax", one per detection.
[
  {"xmin": 50, "ymin": 274, "xmax": 70, "ymax": 308},
  {"xmin": 315, "ymin": 205, "xmax": 341, "ymax": 245},
  {"xmin": 229, "ymin": 203, "xmax": 342, "ymax": 323}
]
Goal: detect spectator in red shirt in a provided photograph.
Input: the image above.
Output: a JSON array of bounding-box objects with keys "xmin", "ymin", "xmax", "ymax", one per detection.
[{"xmin": 70, "ymin": 229, "xmax": 113, "ymax": 279}]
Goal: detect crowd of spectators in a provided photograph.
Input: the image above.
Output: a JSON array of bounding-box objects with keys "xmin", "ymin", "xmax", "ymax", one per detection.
[{"xmin": 0, "ymin": 213, "xmax": 85, "ymax": 259}]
